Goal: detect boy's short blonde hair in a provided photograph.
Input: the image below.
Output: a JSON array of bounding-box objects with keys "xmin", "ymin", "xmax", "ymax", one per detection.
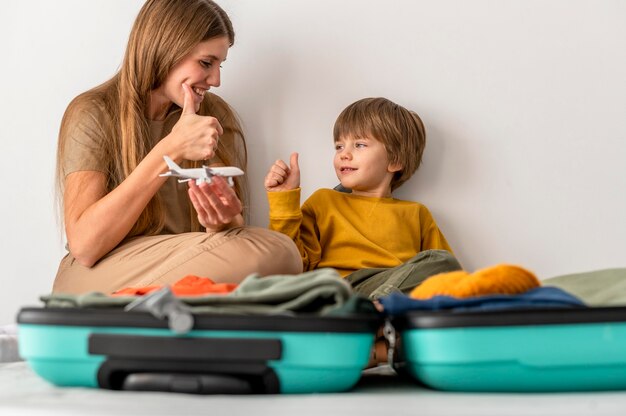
[{"xmin": 333, "ymin": 97, "xmax": 426, "ymax": 191}]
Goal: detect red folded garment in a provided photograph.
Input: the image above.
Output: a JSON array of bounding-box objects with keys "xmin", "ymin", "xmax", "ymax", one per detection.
[{"xmin": 113, "ymin": 275, "xmax": 238, "ymax": 296}]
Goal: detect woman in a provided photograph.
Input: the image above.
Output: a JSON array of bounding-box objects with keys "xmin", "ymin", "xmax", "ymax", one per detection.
[{"xmin": 53, "ymin": 0, "xmax": 302, "ymax": 294}]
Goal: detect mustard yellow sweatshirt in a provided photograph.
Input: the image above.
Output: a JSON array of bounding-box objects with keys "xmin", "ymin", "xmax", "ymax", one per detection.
[{"xmin": 267, "ymin": 188, "xmax": 453, "ymax": 277}]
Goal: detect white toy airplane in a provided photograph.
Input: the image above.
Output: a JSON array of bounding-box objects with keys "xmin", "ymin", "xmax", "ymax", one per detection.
[{"xmin": 159, "ymin": 155, "xmax": 244, "ymax": 186}]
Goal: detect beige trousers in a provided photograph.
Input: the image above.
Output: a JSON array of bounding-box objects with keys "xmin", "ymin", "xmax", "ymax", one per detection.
[{"xmin": 52, "ymin": 227, "xmax": 303, "ymax": 294}]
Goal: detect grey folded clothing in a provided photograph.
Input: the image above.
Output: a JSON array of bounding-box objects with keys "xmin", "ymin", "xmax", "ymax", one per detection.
[
  {"xmin": 543, "ymin": 268, "xmax": 626, "ymax": 307},
  {"xmin": 0, "ymin": 324, "xmax": 21, "ymax": 363},
  {"xmin": 42, "ymin": 268, "xmax": 376, "ymax": 316}
]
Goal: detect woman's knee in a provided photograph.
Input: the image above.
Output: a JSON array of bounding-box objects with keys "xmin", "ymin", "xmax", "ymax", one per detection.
[
  {"xmin": 205, "ymin": 227, "xmax": 302, "ymax": 276},
  {"xmin": 238, "ymin": 227, "xmax": 303, "ymax": 275}
]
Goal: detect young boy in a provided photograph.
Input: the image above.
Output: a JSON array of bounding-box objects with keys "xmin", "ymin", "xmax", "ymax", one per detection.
[{"xmin": 264, "ymin": 97, "xmax": 461, "ymax": 300}]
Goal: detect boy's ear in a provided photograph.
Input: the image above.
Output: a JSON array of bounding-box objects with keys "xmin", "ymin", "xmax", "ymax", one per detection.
[{"xmin": 388, "ymin": 162, "xmax": 403, "ymax": 173}]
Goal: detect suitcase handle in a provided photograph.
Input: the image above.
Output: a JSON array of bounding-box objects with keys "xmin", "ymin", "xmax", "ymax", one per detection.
[
  {"xmin": 90, "ymin": 334, "xmax": 282, "ymax": 394},
  {"xmin": 89, "ymin": 333, "xmax": 282, "ymax": 361},
  {"xmin": 97, "ymin": 359, "xmax": 280, "ymax": 394},
  {"xmin": 121, "ymin": 372, "xmax": 258, "ymax": 394}
]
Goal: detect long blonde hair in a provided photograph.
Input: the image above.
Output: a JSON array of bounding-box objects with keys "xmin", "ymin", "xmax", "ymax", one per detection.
[{"xmin": 56, "ymin": 0, "xmax": 247, "ymax": 236}]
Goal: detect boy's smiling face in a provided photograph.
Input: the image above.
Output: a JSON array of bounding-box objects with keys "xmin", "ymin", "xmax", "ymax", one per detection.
[{"xmin": 333, "ymin": 134, "xmax": 402, "ymax": 198}]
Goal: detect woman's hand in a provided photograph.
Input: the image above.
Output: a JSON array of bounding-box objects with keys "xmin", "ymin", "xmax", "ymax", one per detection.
[
  {"xmin": 169, "ymin": 83, "xmax": 222, "ymax": 162},
  {"xmin": 264, "ymin": 152, "xmax": 300, "ymax": 191},
  {"xmin": 188, "ymin": 176, "xmax": 243, "ymax": 232}
]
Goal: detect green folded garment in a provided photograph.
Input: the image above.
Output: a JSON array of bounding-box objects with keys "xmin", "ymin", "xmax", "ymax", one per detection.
[
  {"xmin": 42, "ymin": 268, "xmax": 377, "ymax": 317},
  {"xmin": 543, "ymin": 268, "xmax": 626, "ymax": 306}
]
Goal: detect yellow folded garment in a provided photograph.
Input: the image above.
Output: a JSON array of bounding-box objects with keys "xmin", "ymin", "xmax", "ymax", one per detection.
[{"xmin": 410, "ymin": 264, "xmax": 540, "ymax": 299}]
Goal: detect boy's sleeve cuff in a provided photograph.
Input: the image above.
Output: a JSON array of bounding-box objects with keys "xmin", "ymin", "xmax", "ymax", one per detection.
[{"xmin": 267, "ymin": 188, "xmax": 302, "ymax": 217}]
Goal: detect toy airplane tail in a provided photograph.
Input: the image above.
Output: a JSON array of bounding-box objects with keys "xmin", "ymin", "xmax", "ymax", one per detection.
[
  {"xmin": 159, "ymin": 156, "xmax": 193, "ymax": 183},
  {"xmin": 161, "ymin": 156, "xmax": 181, "ymax": 177}
]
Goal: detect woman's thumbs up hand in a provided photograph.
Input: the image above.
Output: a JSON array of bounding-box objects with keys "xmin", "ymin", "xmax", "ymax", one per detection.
[{"xmin": 169, "ymin": 83, "xmax": 223, "ymax": 162}]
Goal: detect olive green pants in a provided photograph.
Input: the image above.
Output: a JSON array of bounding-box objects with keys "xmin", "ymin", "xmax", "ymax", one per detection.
[{"xmin": 345, "ymin": 249, "xmax": 462, "ymax": 299}]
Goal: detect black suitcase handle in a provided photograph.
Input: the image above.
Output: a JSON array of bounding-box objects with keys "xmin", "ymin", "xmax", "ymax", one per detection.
[
  {"xmin": 89, "ymin": 333, "xmax": 282, "ymax": 361},
  {"xmin": 89, "ymin": 333, "xmax": 282, "ymax": 394},
  {"xmin": 121, "ymin": 372, "xmax": 257, "ymax": 394}
]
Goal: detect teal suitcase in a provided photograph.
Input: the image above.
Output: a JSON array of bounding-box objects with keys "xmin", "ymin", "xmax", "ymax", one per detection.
[
  {"xmin": 18, "ymin": 307, "xmax": 379, "ymax": 394},
  {"xmin": 394, "ymin": 306, "xmax": 626, "ymax": 392}
]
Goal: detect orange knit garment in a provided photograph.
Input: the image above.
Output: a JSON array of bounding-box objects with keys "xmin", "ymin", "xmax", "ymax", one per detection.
[
  {"xmin": 113, "ymin": 275, "xmax": 238, "ymax": 296},
  {"xmin": 410, "ymin": 264, "xmax": 540, "ymax": 300}
]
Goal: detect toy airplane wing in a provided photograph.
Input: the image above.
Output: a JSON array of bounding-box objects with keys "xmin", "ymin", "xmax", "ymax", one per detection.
[
  {"xmin": 207, "ymin": 166, "xmax": 245, "ymax": 178},
  {"xmin": 159, "ymin": 155, "xmax": 244, "ymax": 186}
]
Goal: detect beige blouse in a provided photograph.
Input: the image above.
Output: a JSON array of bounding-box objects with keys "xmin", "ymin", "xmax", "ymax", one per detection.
[{"xmin": 60, "ymin": 92, "xmax": 246, "ymax": 235}]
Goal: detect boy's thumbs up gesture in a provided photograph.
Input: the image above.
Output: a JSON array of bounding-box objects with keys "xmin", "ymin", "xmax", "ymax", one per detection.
[
  {"xmin": 265, "ymin": 152, "xmax": 300, "ymax": 192},
  {"xmin": 170, "ymin": 83, "xmax": 223, "ymax": 162}
]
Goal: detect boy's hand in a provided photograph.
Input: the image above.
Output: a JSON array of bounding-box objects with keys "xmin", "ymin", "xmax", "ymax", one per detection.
[{"xmin": 264, "ymin": 152, "xmax": 300, "ymax": 191}]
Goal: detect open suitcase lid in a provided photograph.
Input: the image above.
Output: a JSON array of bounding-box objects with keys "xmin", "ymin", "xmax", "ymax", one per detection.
[
  {"xmin": 393, "ymin": 305, "xmax": 626, "ymax": 330},
  {"xmin": 18, "ymin": 306, "xmax": 381, "ymax": 394},
  {"xmin": 18, "ymin": 307, "xmax": 381, "ymax": 333}
]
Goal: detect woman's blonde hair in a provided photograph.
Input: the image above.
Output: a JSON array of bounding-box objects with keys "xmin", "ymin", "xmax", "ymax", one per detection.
[
  {"xmin": 56, "ymin": 0, "xmax": 247, "ymax": 236},
  {"xmin": 333, "ymin": 97, "xmax": 426, "ymax": 191}
]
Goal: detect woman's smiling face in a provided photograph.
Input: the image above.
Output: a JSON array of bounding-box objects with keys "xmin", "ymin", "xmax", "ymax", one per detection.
[{"xmin": 149, "ymin": 36, "xmax": 230, "ymax": 119}]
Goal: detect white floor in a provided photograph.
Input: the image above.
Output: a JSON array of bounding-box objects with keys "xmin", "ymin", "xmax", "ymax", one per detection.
[{"xmin": 2, "ymin": 362, "xmax": 626, "ymax": 416}]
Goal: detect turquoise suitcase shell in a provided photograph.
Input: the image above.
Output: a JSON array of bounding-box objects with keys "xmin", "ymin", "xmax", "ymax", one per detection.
[
  {"xmin": 18, "ymin": 307, "xmax": 379, "ymax": 394},
  {"xmin": 394, "ymin": 306, "xmax": 626, "ymax": 392}
]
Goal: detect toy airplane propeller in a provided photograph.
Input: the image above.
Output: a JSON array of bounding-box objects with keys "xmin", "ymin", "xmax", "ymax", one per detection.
[{"xmin": 159, "ymin": 155, "xmax": 244, "ymax": 186}]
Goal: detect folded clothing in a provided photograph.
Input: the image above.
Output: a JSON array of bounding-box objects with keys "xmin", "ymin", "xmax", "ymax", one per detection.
[
  {"xmin": 42, "ymin": 268, "xmax": 377, "ymax": 317},
  {"xmin": 380, "ymin": 286, "xmax": 586, "ymax": 316},
  {"xmin": 543, "ymin": 268, "xmax": 626, "ymax": 307},
  {"xmin": 410, "ymin": 264, "xmax": 540, "ymax": 299},
  {"xmin": 0, "ymin": 324, "xmax": 20, "ymax": 363},
  {"xmin": 113, "ymin": 275, "xmax": 238, "ymax": 296}
]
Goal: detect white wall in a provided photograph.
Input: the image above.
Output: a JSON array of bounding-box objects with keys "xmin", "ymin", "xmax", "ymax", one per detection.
[{"xmin": 1, "ymin": 0, "xmax": 624, "ymax": 324}]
